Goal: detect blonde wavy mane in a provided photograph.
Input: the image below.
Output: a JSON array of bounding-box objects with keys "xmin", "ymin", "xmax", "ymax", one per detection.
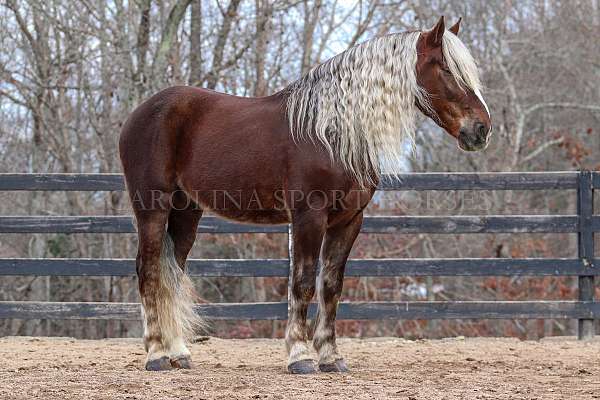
[{"xmin": 285, "ymin": 30, "xmax": 483, "ymax": 187}]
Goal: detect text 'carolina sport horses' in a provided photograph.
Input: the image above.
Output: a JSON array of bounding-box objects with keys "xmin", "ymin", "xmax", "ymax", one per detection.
[{"xmin": 119, "ymin": 16, "xmax": 492, "ymax": 373}]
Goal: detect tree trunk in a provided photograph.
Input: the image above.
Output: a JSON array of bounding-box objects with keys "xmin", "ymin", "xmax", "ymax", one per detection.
[
  {"xmin": 189, "ymin": 0, "xmax": 203, "ymax": 86},
  {"xmin": 205, "ymin": 0, "xmax": 242, "ymax": 89},
  {"xmin": 254, "ymin": 0, "xmax": 272, "ymax": 96}
]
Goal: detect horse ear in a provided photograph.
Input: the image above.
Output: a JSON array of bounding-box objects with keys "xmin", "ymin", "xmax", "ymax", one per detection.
[
  {"xmin": 449, "ymin": 17, "xmax": 461, "ymax": 35},
  {"xmin": 426, "ymin": 16, "xmax": 445, "ymax": 47}
]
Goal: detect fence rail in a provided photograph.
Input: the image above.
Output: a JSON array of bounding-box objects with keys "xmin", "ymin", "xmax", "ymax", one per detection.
[
  {"xmin": 0, "ymin": 171, "xmax": 582, "ymax": 191},
  {"xmin": 0, "ymin": 172, "xmax": 597, "ymax": 338},
  {"xmin": 1, "ymin": 301, "xmax": 598, "ymax": 321},
  {"xmin": 1, "ymin": 257, "xmax": 599, "ymax": 277},
  {"xmin": 1, "ymin": 215, "xmax": 594, "ymax": 234}
]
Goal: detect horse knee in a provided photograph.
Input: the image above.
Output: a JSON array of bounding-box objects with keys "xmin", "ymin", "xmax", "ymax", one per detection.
[
  {"xmin": 292, "ymin": 276, "xmax": 317, "ymax": 302},
  {"xmin": 320, "ymin": 268, "xmax": 343, "ymax": 299}
]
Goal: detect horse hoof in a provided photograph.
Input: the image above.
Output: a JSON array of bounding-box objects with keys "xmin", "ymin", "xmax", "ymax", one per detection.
[
  {"xmin": 319, "ymin": 359, "xmax": 349, "ymax": 373},
  {"xmin": 288, "ymin": 359, "xmax": 317, "ymax": 374},
  {"xmin": 145, "ymin": 356, "xmax": 173, "ymax": 371},
  {"xmin": 170, "ymin": 355, "xmax": 193, "ymax": 369}
]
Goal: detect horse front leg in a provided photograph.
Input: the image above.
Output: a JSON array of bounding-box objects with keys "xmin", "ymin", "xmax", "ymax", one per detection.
[
  {"xmin": 313, "ymin": 212, "xmax": 363, "ymax": 373},
  {"xmin": 285, "ymin": 211, "xmax": 327, "ymax": 374}
]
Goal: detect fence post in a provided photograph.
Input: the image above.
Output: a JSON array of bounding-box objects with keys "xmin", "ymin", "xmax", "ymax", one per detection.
[{"xmin": 577, "ymin": 170, "xmax": 595, "ymax": 340}]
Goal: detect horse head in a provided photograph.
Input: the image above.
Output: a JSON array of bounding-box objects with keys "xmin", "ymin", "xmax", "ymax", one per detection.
[{"xmin": 416, "ymin": 16, "xmax": 492, "ymax": 152}]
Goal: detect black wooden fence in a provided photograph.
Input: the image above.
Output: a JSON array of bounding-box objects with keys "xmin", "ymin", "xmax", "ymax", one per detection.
[{"xmin": 0, "ymin": 172, "xmax": 598, "ymax": 338}]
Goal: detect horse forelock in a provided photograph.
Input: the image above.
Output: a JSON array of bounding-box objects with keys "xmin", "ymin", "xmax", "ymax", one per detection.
[
  {"xmin": 285, "ymin": 31, "xmax": 428, "ymax": 188},
  {"xmin": 441, "ymin": 32, "xmax": 489, "ymax": 117}
]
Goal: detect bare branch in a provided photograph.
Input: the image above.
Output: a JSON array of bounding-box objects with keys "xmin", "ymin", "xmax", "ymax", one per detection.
[
  {"xmin": 153, "ymin": 0, "xmax": 193, "ymax": 76},
  {"xmin": 519, "ymin": 137, "xmax": 565, "ymax": 165},
  {"xmin": 524, "ymin": 102, "xmax": 600, "ymax": 116}
]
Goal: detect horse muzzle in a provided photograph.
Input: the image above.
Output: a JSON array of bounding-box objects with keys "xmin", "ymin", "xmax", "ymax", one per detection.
[{"xmin": 458, "ymin": 121, "xmax": 491, "ymax": 152}]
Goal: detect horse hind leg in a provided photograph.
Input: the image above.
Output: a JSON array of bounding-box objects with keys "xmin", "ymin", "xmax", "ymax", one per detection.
[
  {"xmin": 136, "ymin": 202, "xmax": 204, "ymax": 371},
  {"xmin": 313, "ymin": 212, "xmax": 363, "ymax": 373},
  {"xmin": 135, "ymin": 209, "xmax": 170, "ymax": 371}
]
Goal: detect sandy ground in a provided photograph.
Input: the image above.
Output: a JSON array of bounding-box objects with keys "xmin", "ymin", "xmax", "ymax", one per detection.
[{"xmin": 0, "ymin": 336, "xmax": 599, "ymax": 400}]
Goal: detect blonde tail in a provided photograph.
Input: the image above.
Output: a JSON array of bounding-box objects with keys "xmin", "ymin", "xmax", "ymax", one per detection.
[{"xmin": 155, "ymin": 233, "xmax": 205, "ymax": 347}]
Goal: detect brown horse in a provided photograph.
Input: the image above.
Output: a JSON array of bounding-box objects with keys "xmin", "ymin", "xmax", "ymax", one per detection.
[{"xmin": 119, "ymin": 16, "xmax": 491, "ymax": 373}]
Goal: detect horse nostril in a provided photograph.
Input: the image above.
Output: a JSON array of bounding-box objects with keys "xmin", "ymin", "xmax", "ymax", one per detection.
[{"xmin": 476, "ymin": 123, "xmax": 487, "ymax": 138}]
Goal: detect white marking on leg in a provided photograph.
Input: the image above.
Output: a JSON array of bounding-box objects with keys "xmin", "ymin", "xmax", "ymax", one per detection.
[
  {"xmin": 141, "ymin": 304, "xmax": 149, "ymax": 337},
  {"xmin": 316, "ymin": 341, "xmax": 340, "ymax": 365},
  {"xmin": 168, "ymin": 336, "xmax": 191, "ymax": 359},
  {"xmin": 146, "ymin": 346, "xmax": 169, "ymax": 362},
  {"xmin": 285, "ymin": 298, "xmax": 314, "ymax": 364},
  {"xmin": 314, "ymin": 314, "xmax": 341, "ymax": 364},
  {"xmin": 288, "ymin": 341, "xmax": 313, "ymax": 364}
]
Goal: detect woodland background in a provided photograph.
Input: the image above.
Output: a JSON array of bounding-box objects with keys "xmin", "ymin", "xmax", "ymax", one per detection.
[{"xmin": 0, "ymin": 0, "xmax": 599, "ymax": 339}]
